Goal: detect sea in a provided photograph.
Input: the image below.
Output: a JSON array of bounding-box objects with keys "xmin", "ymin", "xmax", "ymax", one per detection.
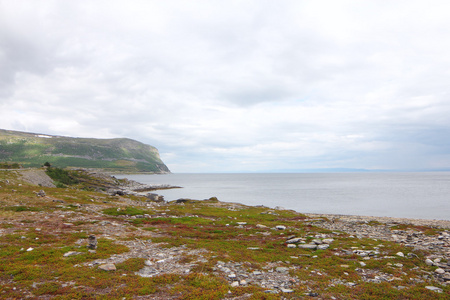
[{"xmin": 116, "ymin": 172, "xmax": 450, "ymax": 221}]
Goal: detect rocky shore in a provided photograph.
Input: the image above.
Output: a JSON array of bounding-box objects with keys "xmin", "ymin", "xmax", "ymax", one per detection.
[{"xmin": 1, "ymin": 169, "xmax": 449, "ymax": 298}]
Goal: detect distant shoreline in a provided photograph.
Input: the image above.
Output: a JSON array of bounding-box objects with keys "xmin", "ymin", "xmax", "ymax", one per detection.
[{"xmin": 304, "ymin": 213, "xmax": 450, "ymax": 229}]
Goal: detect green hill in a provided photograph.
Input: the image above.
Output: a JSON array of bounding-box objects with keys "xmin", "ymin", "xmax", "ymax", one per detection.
[{"xmin": 0, "ymin": 129, "xmax": 170, "ymax": 173}]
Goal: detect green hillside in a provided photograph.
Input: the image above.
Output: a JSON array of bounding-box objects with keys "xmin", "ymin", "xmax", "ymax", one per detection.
[{"xmin": 0, "ymin": 129, "xmax": 170, "ymax": 173}]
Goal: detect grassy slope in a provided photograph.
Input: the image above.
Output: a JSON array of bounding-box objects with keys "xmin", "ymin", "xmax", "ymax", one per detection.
[
  {"xmin": 0, "ymin": 129, "xmax": 169, "ymax": 173},
  {"xmin": 0, "ymin": 169, "xmax": 448, "ymax": 299}
]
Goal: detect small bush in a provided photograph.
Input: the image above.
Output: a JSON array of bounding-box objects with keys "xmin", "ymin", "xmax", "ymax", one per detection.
[{"xmin": 45, "ymin": 167, "xmax": 79, "ymax": 186}]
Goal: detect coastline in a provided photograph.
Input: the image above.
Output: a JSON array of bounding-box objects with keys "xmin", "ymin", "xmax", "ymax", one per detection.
[
  {"xmin": 304, "ymin": 213, "xmax": 450, "ymax": 229},
  {"xmin": 2, "ymin": 168, "xmax": 449, "ymax": 298}
]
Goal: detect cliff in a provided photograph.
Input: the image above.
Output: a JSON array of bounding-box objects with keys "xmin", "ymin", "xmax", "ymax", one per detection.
[{"xmin": 0, "ymin": 129, "xmax": 170, "ymax": 173}]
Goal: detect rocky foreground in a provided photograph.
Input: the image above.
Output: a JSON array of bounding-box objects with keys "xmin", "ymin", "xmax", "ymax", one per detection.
[{"xmin": 0, "ymin": 169, "xmax": 449, "ymax": 299}]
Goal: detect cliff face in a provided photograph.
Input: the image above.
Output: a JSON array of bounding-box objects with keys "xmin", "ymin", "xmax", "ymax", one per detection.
[{"xmin": 0, "ymin": 129, "xmax": 170, "ymax": 173}]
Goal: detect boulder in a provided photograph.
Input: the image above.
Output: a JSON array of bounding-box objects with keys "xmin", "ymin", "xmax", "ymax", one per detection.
[
  {"xmin": 98, "ymin": 263, "xmax": 116, "ymax": 271},
  {"xmin": 147, "ymin": 193, "xmax": 165, "ymax": 202}
]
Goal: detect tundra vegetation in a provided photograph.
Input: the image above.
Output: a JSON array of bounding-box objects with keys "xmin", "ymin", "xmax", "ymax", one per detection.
[{"xmin": 0, "ymin": 167, "xmax": 449, "ymax": 299}]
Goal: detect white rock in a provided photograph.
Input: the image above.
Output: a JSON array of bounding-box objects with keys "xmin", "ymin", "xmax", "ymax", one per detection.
[
  {"xmin": 425, "ymin": 258, "xmax": 433, "ymax": 266},
  {"xmin": 435, "ymin": 268, "xmax": 445, "ymax": 274},
  {"xmin": 298, "ymin": 244, "xmax": 317, "ymax": 250},
  {"xmin": 359, "ymin": 262, "xmax": 366, "ymax": 267},
  {"xmin": 287, "ymin": 244, "xmax": 297, "ymax": 248},
  {"xmin": 256, "ymin": 224, "xmax": 267, "ymax": 228},
  {"xmin": 26, "ymin": 247, "xmax": 33, "ymax": 252},
  {"xmin": 276, "ymin": 225, "xmax": 286, "ymax": 230},
  {"xmin": 230, "ymin": 281, "xmax": 239, "ymax": 287},
  {"xmin": 425, "ymin": 286, "xmax": 443, "ymax": 293},
  {"xmin": 317, "ymin": 244, "xmax": 329, "ymax": 250},
  {"xmin": 322, "ymin": 238, "xmax": 334, "ymax": 244},
  {"xmin": 63, "ymin": 251, "xmax": 81, "ymax": 257},
  {"xmin": 396, "ymin": 252, "xmax": 404, "ymax": 257}
]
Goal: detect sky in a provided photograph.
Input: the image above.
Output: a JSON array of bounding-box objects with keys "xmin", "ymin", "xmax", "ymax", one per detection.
[{"xmin": 1, "ymin": 0, "xmax": 450, "ymax": 173}]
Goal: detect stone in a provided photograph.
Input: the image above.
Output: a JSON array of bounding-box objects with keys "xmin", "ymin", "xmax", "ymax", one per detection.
[
  {"xmin": 147, "ymin": 193, "xmax": 164, "ymax": 202},
  {"xmin": 425, "ymin": 286, "xmax": 443, "ymax": 293},
  {"xmin": 175, "ymin": 198, "xmax": 189, "ymax": 203},
  {"xmin": 396, "ymin": 252, "xmax": 404, "ymax": 257},
  {"xmin": 298, "ymin": 244, "xmax": 317, "ymax": 250},
  {"xmin": 256, "ymin": 224, "xmax": 267, "ymax": 228},
  {"xmin": 26, "ymin": 247, "xmax": 34, "ymax": 252},
  {"xmin": 98, "ymin": 263, "xmax": 116, "ymax": 271},
  {"xmin": 36, "ymin": 190, "xmax": 46, "ymax": 197},
  {"xmin": 434, "ymin": 268, "xmax": 445, "ymax": 274},
  {"xmin": 287, "ymin": 244, "xmax": 297, "ymax": 248},
  {"xmin": 237, "ymin": 222, "xmax": 247, "ymax": 225},
  {"xmin": 322, "ymin": 238, "xmax": 334, "ymax": 244},
  {"xmin": 286, "ymin": 237, "xmax": 302, "ymax": 244},
  {"xmin": 276, "ymin": 225, "xmax": 286, "ymax": 230},
  {"xmin": 359, "ymin": 262, "xmax": 366, "ymax": 267},
  {"xmin": 312, "ymin": 239, "xmax": 323, "ymax": 245},
  {"xmin": 425, "ymin": 258, "xmax": 434, "ymax": 266},
  {"xmin": 63, "ymin": 251, "xmax": 82, "ymax": 257},
  {"xmin": 87, "ymin": 235, "xmax": 97, "ymax": 249},
  {"xmin": 317, "ymin": 244, "xmax": 329, "ymax": 250},
  {"xmin": 280, "ymin": 288, "xmax": 294, "ymax": 293},
  {"xmin": 230, "ymin": 281, "xmax": 239, "ymax": 287},
  {"xmin": 275, "ymin": 267, "xmax": 289, "ymax": 274}
]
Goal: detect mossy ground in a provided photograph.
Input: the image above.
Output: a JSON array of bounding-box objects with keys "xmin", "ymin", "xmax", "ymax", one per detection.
[{"xmin": 0, "ymin": 169, "xmax": 449, "ymax": 299}]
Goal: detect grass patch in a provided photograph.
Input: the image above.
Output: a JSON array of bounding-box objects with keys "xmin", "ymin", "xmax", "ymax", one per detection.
[
  {"xmin": 103, "ymin": 206, "xmax": 152, "ymax": 216},
  {"xmin": 3, "ymin": 205, "xmax": 42, "ymax": 212}
]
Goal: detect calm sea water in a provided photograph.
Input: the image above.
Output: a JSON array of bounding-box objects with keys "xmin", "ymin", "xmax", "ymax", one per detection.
[{"xmin": 117, "ymin": 173, "xmax": 450, "ymax": 220}]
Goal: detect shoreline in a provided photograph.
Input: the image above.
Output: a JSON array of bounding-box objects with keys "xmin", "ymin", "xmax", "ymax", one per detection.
[
  {"xmin": 304, "ymin": 213, "xmax": 450, "ymax": 229},
  {"xmin": 14, "ymin": 168, "xmax": 450, "ymax": 228}
]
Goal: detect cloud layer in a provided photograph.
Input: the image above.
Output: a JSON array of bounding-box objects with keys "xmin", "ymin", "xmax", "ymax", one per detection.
[{"xmin": 2, "ymin": 0, "xmax": 450, "ymax": 172}]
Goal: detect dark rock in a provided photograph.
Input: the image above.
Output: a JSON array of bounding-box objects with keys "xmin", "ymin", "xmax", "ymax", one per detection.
[
  {"xmin": 87, "ymin": 235, "xmax": 97, "ymax": 249},
  {"xmin": 176, "ymin": 198, "xmax": 190, "ymax": 204},
  {"xmin": 109, "ymin": 189, "xmax": 126, "ymax": 196}
]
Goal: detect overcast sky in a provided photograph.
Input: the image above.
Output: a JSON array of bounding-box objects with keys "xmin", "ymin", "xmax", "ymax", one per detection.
[{"xmin": 1, "ymin": 1, "xmax": 450, "ymax": 172}]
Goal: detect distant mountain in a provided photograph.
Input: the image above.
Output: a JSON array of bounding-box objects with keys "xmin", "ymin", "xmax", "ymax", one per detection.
[{"xmin": 0, "ymin": 129, "xmax": 170, "ymax": 173}]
